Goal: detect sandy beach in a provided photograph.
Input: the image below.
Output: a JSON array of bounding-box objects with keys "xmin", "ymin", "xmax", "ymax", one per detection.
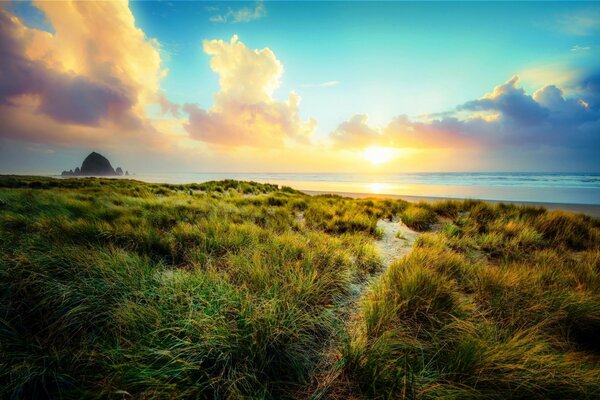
[{"xmin": 303, "ymin": 190, "xmax": 600, "ymax": 217}]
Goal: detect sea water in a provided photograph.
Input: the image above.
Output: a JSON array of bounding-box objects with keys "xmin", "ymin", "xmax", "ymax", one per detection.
[{"xmin": 123, "ymin": 172, "xmax": 600, "ymax": 205}]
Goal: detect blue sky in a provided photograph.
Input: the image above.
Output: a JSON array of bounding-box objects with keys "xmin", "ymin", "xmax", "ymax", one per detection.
[
  {"xmin": 0, "ymin": 1, "xmax": 599, "ymax": 173},
  {"xmin": 127, "ymin": 1, "xmax": 600, "ymax": 134}
]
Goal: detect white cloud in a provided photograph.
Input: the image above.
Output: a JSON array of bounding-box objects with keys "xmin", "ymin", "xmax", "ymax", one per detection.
[
  {"xmin": 571, "ymin": 45, "xmax": 591, "ymax": 52},
  {"xmin": 209, "ymin": 1, "xmax": 266, "ymax": 24},
  {"xmin": 302, "ymin": 81, "xmax": 341, "ymax": 88}
]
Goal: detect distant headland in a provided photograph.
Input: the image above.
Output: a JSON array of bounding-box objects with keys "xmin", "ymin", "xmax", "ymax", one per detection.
[{"xmin": 61, "ymin": 152, "xmax": 128, "ymax": 177}]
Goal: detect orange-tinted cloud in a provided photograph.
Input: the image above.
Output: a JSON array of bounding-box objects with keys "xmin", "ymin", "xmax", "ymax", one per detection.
[
  {"xmin": 184, "ymin": 35, "xmax": 316, "ymax": 148},
  {"xmin": 331, "ymin": 76, "xmax": 598, "ymax": 153},
  {"xmin": 330, "ymin": 114, "xmax": 475, "ymax": 150},
  {"xmin": 0, "ymin": 1, "xmax": 168, "ymax": 148},
  {"xmin": 32, "ymin": 1, "xmax": 164, "ymax": 107}
]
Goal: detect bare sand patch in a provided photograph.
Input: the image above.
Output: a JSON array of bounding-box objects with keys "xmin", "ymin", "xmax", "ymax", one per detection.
[{"xmin": 375, "ymin": 218, "xmax": 419, "ymax": 267}]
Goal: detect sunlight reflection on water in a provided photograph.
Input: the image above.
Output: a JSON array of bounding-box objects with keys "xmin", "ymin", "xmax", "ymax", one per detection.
[{"xmin": 367, "ymin": 182, "xmax": 392, "ymax": 194}]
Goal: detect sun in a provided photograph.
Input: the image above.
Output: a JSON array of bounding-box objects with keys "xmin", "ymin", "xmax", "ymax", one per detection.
[{"xmin": 363, "ymin": 146, "xmax": 396, "ymax": 165}]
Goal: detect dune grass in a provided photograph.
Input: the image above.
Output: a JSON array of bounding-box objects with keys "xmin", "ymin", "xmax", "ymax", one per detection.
[
  {"xmin": 0, "ymin": 177, "xmax": 395, "ymax": 398},
  {"xmin": 0, "ymin": 176, "xmax": 599, "ymax": 399},
  {"xmin": 400, "ymin": 204, "xmax": 437, "ymax": 231},
  {"xmin": 334, "ymin": 200, "xmax": 600, "ymax": 399}
]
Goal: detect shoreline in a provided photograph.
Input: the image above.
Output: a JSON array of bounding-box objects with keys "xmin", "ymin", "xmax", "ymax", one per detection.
[
  {"xmin": 302, "ymin": 189, "xmax": 600, "ymax": 217},
  {"xmin": 2, "ymin": 174, "xmax": 599, "ymax": 217}
]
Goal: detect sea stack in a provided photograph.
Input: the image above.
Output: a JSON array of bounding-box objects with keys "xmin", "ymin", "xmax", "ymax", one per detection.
[
  {"xmin": 61, "ymin": 152, "xmax": 125, "ymax": 176},
  {"xmin": 80, "ymin": 152, "xmax": 116, "ymax": 175}
]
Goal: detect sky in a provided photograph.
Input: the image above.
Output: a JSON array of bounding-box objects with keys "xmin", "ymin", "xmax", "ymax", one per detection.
[{"xmin": 0, "ymin": 0, "xmax": 599, "ymax": 174}]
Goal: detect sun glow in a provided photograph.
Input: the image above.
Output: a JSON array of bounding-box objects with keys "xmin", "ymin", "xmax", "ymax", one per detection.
[{"xmin": 363, "ymin": 146, "xmax": 396, "ymax": 165}]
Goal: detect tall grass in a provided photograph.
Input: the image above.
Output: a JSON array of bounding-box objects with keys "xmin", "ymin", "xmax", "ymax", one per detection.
[
  {"xmin": 333, "ymin": 198, "xmax": 600, "ymax": 399},
  {"xmin": 1, "ymin": 177, "xmax": 599, "ymax": 399},
  {"xmin": 400, "ymin": 204, "xmax": 437, "ymax": 231}
]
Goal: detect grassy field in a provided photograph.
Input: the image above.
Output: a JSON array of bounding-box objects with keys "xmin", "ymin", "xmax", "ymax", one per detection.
[{"xmin": 0, "ymin": 176, "xmax": 599, "ymax": 399}]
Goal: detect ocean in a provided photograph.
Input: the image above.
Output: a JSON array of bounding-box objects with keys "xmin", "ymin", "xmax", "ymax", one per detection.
[{"xmin": 115, "ymin": 172, "xmax": 600, "ymax": 205}]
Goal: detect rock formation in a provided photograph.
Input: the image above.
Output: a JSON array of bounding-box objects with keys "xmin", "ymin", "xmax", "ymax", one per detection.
[
  {"xmin": 61, "ymin": 152, "xmax": 127, "ymax": 177},
  {"xmin": 80, "ymin": 152, "xmax": 116, "ymax": 175}
]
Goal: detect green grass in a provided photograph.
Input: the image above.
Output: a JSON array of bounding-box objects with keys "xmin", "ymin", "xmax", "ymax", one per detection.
[
  {"xmin": 334, "ymin": 200, "xmax": 600, "ymax": 399},
  {"xmin": 400, "ymin": 204, "xmax": 437, "ymax": 231},
  {"xmin": 0, "ymin": 176, "xmax": 599, "ymax": 399}
]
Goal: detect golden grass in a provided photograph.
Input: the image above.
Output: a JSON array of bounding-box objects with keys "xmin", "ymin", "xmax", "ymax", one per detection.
[{"xmin": 0, "ymin": 176, "xmax": 599, "ymax": 399}]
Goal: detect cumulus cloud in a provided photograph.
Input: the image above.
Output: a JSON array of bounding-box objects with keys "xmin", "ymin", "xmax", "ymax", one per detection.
[
  {"xmin": 460, "ymin": 76, "xmax": 547, "ymax": 125},
  {"xmin": 0, "ymin": 1, "xmax": 168, "ymax": 147},
  {"xmin": 330, "ymin": 76, "xmax": 600, "ymax": 154},
  {"xmin": 210, "ymin": 1, "xmax": 266, "ymax": 24},
  {"xmin": 331, "ymin": 114, "xmax": 475, "ymax": 150},
  {"xmin": 0, "ymin": 9, "xmax": 135, "ymax": 127},
  {"xmin": 0, "ymin": 4, "xmax": 310, "ymax": 155},
  {"xmin": 330, "ymin": 115, "xmax": 381, "ymax": 148},
  {"xmin": 34, "ymin": 1, "xmax": 164, "ymax": 103},
  {"xmin": 183, "ymin": 35, "xmax": 316, "ymax": 147}
]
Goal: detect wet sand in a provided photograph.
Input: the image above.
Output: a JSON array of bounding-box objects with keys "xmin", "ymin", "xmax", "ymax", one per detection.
[{"xmin": 302, "ymin": 190, "xmax": 600, "ymax": 217}]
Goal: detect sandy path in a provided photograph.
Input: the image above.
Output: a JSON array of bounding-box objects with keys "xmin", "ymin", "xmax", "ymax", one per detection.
[
  {"xmin": 306, "ymin": 219, "xmax": 420, "ymax": 398},
  {"xmin": 340, "ymin": 218, "xmax": 421, "ymax": 321},
  {"xmin": 375, "ymin": 218, "xmax": 419, "ymax": 267}
]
